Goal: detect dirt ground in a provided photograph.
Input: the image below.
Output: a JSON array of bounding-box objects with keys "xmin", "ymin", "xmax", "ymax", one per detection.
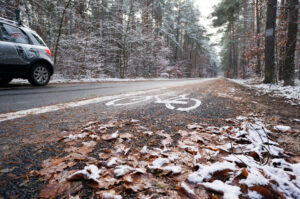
[{"xmin": 0, "ymin": 78, "xmax": 299, "ymax": 198}]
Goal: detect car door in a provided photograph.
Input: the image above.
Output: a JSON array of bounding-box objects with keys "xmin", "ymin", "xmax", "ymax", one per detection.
[{"xmin": 0, "ymin": 22, "xmax": 32, "ymax": 74}]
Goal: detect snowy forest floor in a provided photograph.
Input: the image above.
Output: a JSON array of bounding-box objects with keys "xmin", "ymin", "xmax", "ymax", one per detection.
[{"xmin": 0, "ymin": 78, "xmax": 299, "ymax": 198}]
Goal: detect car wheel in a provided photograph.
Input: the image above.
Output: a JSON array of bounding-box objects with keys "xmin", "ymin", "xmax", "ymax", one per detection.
[
  {"xmin": 0, "ymin": 77, "xmax": 13, "ymax": 85},
  {"xmin": 29, "ymin": 63, "xmax": 51, "ymax": 86}
]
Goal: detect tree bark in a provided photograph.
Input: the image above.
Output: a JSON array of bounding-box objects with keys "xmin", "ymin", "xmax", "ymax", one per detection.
[
  {"xmin": 242, "ymin": 0, "xmax": 248, "ymax": 79},
  {"xmin": 278, "ymin": 0, "xmax": 288, "ymax": 80},
  {"xmin": 283, "ymin": 0, "xmax": 299, "ymax": 86},
  {"xmin": 256, "ymin": 0, "xmax": 262, "ymax": 76},
  {"xmin": 264, "ymin": 0, "xmax": 278, "ymax": 84},
  {"xmin": 54, "ymin": 0, "xmax": 72, "ymax": 65}
]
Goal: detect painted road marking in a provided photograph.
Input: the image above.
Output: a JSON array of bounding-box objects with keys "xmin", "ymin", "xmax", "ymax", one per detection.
[
  {"xmin": 0, "ymin": 78, "xmax": 214, "ymax": 122},
  {"xmin": 0, "ymin": 88, "xmax": 167, "ymax": 123},
  {"xmin": 106, "ymin": 94, "xmax": 202, "ymax": 112}
]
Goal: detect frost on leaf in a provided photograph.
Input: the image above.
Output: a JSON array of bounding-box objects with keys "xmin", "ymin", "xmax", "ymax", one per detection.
[
  {"xmin": 274, "ymin": 125, "xmax": 292, "ymax": 133},
  {"xmin": 67, "ymin": 165, "xmax": 101, "ymax": 184},
  {"xmin": 99, "ymin": 191, "xmax": 122, "ymax": 199},
  {"xmin": 102, "ymin": 131, "xmax": 119, "ymax": 140},
  {"xmin": 202, "ymin": 180, "xmax": 241, "ymax": 199},
  {"xmin": 114, "ymin": 165, "xmax": 133, "ymax": 177},
  {"xmin": 123, "ymin": 171, "xmax": 152, "ymax": 192}
]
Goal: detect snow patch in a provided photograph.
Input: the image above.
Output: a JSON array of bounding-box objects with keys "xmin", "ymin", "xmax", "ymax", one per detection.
[
  {"xmin": 202, "ymin": 180, "xmax": 241, "ymax": 199},
  {"xmin": 229, "ymin": 78, "xmax": 300, "ymax": 105},
  {"xmin": 114, "ymin": 165, "xmax": 133, "ymax": 177},
  {"xmin": 68, "ymin": 165, "xmax": 101, "ymax": 183},
  {"xmin": 274, "ymin": 125, "xmax": 292, "ymax": 132},
  {"xmin": 188, "ymin": 161, "xmax": 236, "ymax": 183}
]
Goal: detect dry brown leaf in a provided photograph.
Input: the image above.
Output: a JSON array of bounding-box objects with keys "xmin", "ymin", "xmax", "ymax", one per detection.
[
  {"xmin": 206, "ymin": 147, "xmax": 221, "ymax": 152},
  {"xmin": 123, "ymin": 172, "xmax": 152, "ymax": 192},
  {"xmin": 39, "ymin": 182, "xmax": 71, "ymax": 199},
  {"xmin": 99, "ymin": 152, "xmax": 113, "ymax": 160},
  {"xmin": 51, "ymin": 158, "xmax": 64, "ymax": 167},
  {"xmin": 29, "ymin": 170, "xmax": 40, "ymax": 177},
  {"xmin": 67, "ymin": 153, "xmax": 86, "ymax": 161},
  {"xmin": 177, "ymin": 182, "xmax": 197, "ymax": 199},
  {"xmin": 119, "ymin": 133, "xmax": 134, "ymax": 139},
  {"xmin": 249, "ymin": 151, "xmax": 260, "ymax": 160},
  {"xmin": 209, "ymin": 169, "xmax": 231, "ymax": 182},
  {"xmin": 102, "ymin": 131, "xmax": 119, "ymax": 141},
  {"xmin": 241, "ymin": 168, "xmax": 248, "ymax": 178},
  {"xmin": 290, "ymin": 155, "xmax": 300, "ymax": 163},
  {"xmin": 98, "ymin": 175, "xmax": 120, "ymax": 189},
  {"xmin": 98, "ymin": 191, "xmax": 122, "ymax": 199},
  {"xmin": 249, "ymin": 186, "xmax": 275, "ymax": 199}
]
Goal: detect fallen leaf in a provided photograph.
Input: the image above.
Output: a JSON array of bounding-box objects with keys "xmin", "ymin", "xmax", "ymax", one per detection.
[
  {"xmin": 177, "ymin": 182, "xmax": 197, "ymax": 199},
  {"xmin": 0, "ymin": 167, "xmax": 16, "ymax": 174},
  {"xmin": 51, "ymin": 158, "xmax": 64, "ymax": 167},
  {"xmin": 102, "ymin": 131, "xmax": 119, "ymax": 140},
  {"xmin": 39, "ymin": 182, "xmax": 71, "ymax": 199},
  {"xmin": 123, "ymin": 172, "xmax": 152, "ymax": 192},
  {"xmin": 249, "ymin": 186, "xmax": 275, "ymax": 199},
  {"xmin": 98, "ymin": 191, "xmax": 122, "ymax": 199},
  {"xmin": 119, "ymin": 133, "xmax": 134, "ymax": 139}
]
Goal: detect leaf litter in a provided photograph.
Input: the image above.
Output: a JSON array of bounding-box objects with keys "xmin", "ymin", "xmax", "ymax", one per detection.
[{"xmin": 36, "ymin": 117, "xmax": 300, "ymax": 198}]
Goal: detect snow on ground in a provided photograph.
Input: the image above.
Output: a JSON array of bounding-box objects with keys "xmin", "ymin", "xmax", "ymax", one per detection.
[
  {"xmin": 229, "ymin": 78, "xmax": 300, "ymax": 105},
  {"xmin": 11, "ymin": 75, "xmax": 176, "ymax": 84}
]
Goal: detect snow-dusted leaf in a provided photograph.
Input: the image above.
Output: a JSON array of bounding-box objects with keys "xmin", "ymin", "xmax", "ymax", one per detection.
[
  {"xmin": 102, "ymin": 131, "xmax": 119, "ymax": 140},
  {"xmin": 119, "ymin": 133, "xmax": 134, "ymax": 139},
  {"xmin": 274, "ymin": 125, "xmax": 292, "ymax": 133},
  {"xmin": 107, "ymin": 157, "xmax": 122, "ymax": 168},
  {"xmin": 142, "ymin": 131, "xmax": 153, "ymax": 136},
  {"xmin": 98, "ymin": 191, "xmax": 122, "ymax": 199},
  {"xmin": 114, "ymin": 165, "xmax": 133, "ymax": 177},
  {"xmin": 98, "ymin": 175, "xmax": 120, "ymax": 189},
  {"xmin": 123, "ymin": 172, "xmax": 152, "ymax": 192},
  {"xmin": 140, "ymin": 146, "xmax": 148, "ymax": 155},
  {"xmin": 67, "ymin": 165, "xmax": 101, "ymax": 184},
  {"xmin": 187, "ymin": 124, "xmax": 204, "ymax": 130},
  {"xmin": 178, "ymin": 182, "xmax": 196, "ymax": 198}
]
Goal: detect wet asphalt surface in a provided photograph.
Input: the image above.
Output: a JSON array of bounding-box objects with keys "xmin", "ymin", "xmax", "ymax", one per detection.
[{"xmin": 0, "ymin": 79, "xmax": 207, "ymax": 113}]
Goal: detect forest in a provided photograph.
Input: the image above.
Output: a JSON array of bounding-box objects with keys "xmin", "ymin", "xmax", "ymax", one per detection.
[
  {"xmin": 0, "ymin": 0, "xmax": 299, "ymax": 85},
  {"xmin": 213, "ymin": 0, "xmax": 300, "ymax": 86},
  {"xmin": 0, "ymin": 0, "xmax": 219, "ymax": 79}
]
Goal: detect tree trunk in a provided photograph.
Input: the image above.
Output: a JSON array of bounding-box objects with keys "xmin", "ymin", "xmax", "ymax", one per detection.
[
  {"xmin": 278, "ymin": 0, "xmax": 288, "ymax": 80},
  {"xmin": 54, "ymin": 0, "xmax": 72, "ymax": 65},
  {"xmin": 232, "ymin": 22, "xmax": 238, "ymax": 78},
  {"xmin": 242, "ymin": 0, "xmax": 248, "ymax": 79},
  {"xmin": 283, "ymin": 0, "xmax": 299, "ymax": 86},
  {"xmin": 256, "ymin": 0, "xmax": 262, "ymax": 76},
  {"xmin": 174, "ymin": 3, "xmax": 180, "ymax": 62},
  {"xmin": 143, "ymin": 0, "xmax": 149, "ymax": 34},
  {"xmin": 264, "ymin": 0, "xmax": 278, "ymax": 84}
]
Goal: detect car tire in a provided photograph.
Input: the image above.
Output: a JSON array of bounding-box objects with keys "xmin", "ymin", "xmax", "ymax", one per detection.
[
  {"xmin": 28, "ymin": 63, "xmax": 51, "ymax": 86},
  {"xmin": 0, "ymin": 77, "xmax": 13, "ymax": 85}
]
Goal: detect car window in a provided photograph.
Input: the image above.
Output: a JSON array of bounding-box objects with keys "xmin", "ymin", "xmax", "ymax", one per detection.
[
  {"xmin": 0, "ymin": 23, "xmax": 30, "ymax": 44},
  {"xmin": 31, "ymin": 32, "xmax": 46, "ymax": 46},
  {"xmin": 0, "ymin": 28, "xmax": 3, "ymax": 41}
]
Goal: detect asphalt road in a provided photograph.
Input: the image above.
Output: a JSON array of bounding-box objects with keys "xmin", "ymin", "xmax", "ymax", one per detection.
[{"xmin": 0, "ymin": 79, "xmax": 209, "ymax": 113}]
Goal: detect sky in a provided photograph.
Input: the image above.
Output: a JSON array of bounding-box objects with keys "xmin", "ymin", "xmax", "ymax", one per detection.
[{"xmin": 194, "ymin": 0, "xmax": 222, "ymax": 53}]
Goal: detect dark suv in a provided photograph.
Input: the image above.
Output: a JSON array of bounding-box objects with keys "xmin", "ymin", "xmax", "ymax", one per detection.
[{"xmin": 0, "ymin": 17, "xmax": 54, "ymax": 86}]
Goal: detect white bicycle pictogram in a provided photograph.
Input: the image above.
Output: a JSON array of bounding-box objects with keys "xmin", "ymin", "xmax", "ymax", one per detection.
[{"xmin": 105, "ymin": 94, "xmax": 201, "ymax": 112}]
